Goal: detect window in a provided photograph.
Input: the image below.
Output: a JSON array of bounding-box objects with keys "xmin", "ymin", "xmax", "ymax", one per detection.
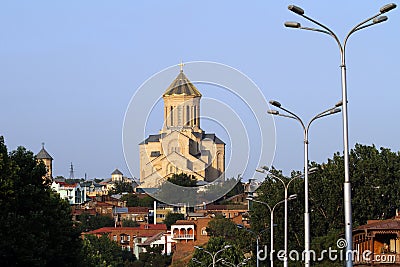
[
  {"xmin": 150, "ymin": 151, "xmax": 161, "ymax": 157},
  {"xmin": 178, "ymin": 106, "xmax": 182, "ymax": 125},
  {"xmin": 193, "ymin": 106, "xmax": 197, "ymax": 125},
  {"xmin": 170, "ymin": 106, "xmax": 174, "ymax": 126},
  {"xmin": 186, "ymin": 106, "xmax": 190, "ymax": 126},
  {"xmin": 201, "ymin": 227, "xmax": 208, "ymax": 236}
]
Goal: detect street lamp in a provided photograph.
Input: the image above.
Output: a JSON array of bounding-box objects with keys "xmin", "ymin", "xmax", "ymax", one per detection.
[
  {"xmin": 284, "ymin": 3, "xmax": 396, "ymax": 267},
  {"xmin": 256, "ymin": 168, "xmax": 311, "ymax": 267},
  {"xmin": 247, "ymin": 195, "xmax": 294, "ymax": 267},
  {"xmin": 268, "ymin": 100, "xmax": 340, "ymax": 266},
  {"xmin": 194, "ymin": 245, "xmax": 232, "ymax": 267},
  {"xmin": 237, "ymin": 225, "xmax": 269, "ymax": 267}
]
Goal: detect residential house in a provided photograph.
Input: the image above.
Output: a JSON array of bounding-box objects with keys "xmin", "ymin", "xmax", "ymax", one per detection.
[
  {"xmin": 353, "ymin": 216, "xmax": 400, "ymax": 265},
  {"xmin": 83, "ymin": 224, "xmax": 168, "ymax": 256},
  {"xmin": 51, "ymin": 181, "xmax": 87, "ymax": 205}
]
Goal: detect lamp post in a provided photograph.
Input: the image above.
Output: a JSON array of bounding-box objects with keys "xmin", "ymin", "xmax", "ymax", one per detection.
[
  {"xmin": 257, "ymin": 169, "xmax": 312, "ymax": 267},
  {"xmin": 268, "ymin": 100, "xmax": 340, "ymax": 266},
  {"xmin": 284, "ymin": 3, "xmax": 396, "ymax": 267},
  {"xmin": 247, "ymin": 195, "xmax": 294, "ymax": 267},
  {"xmin": 193, "ymin": 245, "xmax": 232, "ymax": 267},
  {"xmin": 237, "ymin": 225, "xmax": 269, "ymax": 267}
]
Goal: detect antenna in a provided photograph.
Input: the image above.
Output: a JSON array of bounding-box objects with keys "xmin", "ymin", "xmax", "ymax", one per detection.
[{"xmin": 69, "ymin": 162, "xmax": 75, "ymax": 179}]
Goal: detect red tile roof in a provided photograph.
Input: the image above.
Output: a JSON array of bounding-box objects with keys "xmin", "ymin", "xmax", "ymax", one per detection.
[
  {"xmin": 127, "ymin": 207, "xmax": 149, "ymax": 213},
  {"xmin": 172, "ymin": 220, "xmax": 195, "ymax": 226},
  {"xmin": 85, "ymin": 224, "xmax": 167, "ymax": 235},
  {"xmin": 355, "ymin": 218, "xmax": 400, "ymax": 231},
  {"xmin": 55, "ymin": 181, "xmax": 78, "ymax": 188}
]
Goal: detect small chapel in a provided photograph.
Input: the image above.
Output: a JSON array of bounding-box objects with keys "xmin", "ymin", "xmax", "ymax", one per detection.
[{"xmin": 139, "ymin": 65, "xmax": 225, "ymax": 188}]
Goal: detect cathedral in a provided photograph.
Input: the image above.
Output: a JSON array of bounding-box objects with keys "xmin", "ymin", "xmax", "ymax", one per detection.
[{"xmin": 139, "ymin": 66, "xmax": 225, "ymax": 188}]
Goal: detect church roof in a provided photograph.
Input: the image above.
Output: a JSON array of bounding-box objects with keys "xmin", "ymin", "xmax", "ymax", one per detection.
[
  {"xmin": 193, "ymin": 132, "xmax": 225, "ymax": 145},
  {"xmin": 139, "ymin": 134, "xmax": 161, "ymax": 145},
  {"xmin": 111, "ymin": 169, "xmax": 123, "ymax": 175},
  {"xmin": 163, "ymin": 70, "xmax": 202, "ymax": 97},
  {"xmin": 140, "ymin": 132, "xmax": 225, "ymax": 145},
  {"xmin": 37, "ymin": 145, "xmax": 53, "ymax": 160}
]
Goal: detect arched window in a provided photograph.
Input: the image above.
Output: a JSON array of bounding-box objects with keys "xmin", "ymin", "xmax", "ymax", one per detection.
[
  {"xmin": 186, "ymin": 105, "xmax": 190, "ymax": 126},
  {"xmin": 201, "ymin": 227, "xmax": 208, "ymax": 236},
  {"xmin": 170, "ymin": 106, "xmax": 174, "ymax": 126},
  {"xmin": 193, "ymin": 106, "xmax": 197, "ymax": 126}
]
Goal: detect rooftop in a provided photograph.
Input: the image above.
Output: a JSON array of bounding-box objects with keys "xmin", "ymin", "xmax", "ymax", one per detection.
[
  {"xmin": 36, "ymin": 143, "xmax": 53, "ymax": 160},
  {"xmin": 163, "ymin": 70, "xmax": 201, "ymax": 97}
]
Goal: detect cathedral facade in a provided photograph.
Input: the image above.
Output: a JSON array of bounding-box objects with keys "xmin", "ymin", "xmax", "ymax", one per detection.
[{"xmin": 139, "ymin": 68, "xmax": 225, "ymax": 188}]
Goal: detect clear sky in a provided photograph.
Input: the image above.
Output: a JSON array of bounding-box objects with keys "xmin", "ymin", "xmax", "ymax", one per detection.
[{"xmin": 1, "ymin": 1, "xmax": 399, "ymax": 180}]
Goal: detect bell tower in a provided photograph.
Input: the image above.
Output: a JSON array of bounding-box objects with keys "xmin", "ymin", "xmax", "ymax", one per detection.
[
  {"xmin": 161, "ymin": 63, "xmax": 202, "ymax": 134},
  {"xmin": 36, "ymin": 142, "xmax": 53, "ymax": 181}
]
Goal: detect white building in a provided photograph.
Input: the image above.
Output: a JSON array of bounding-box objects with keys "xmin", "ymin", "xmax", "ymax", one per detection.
[{"xmin": 51, "ymin": 181, "xmax": 87, "ymax": 205}]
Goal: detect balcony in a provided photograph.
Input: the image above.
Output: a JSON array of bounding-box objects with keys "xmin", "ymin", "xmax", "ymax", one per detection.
[{"xmin": 173, "ymin": 234, "xmax": 194, "ymax": 240}]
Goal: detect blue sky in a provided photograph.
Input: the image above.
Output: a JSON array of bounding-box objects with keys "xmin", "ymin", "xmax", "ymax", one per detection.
[{"xmin": 1, "ymin": 1, "xmax": 399, "ymax": 179}]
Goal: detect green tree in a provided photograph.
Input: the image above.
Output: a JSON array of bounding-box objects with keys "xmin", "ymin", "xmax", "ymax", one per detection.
[
  {"xmin": 167, "ymin": 173, "xmax": 197, "ymax": 187},
  {"xmin": 224, "ymin": 176, "xmax": 244, "ymax": 198},
  {"xmin": 109, "ymin": 181, "xmax": 134, "ymax": 195},
  {"xmin": 163, "ymin": 212, "xmax": 185, "ymax": 229},
  {"xmin": 122, "ymin": 219, "xmax": 139, "ymax": 227},
  {"xmin": 78, "ymin": 213, "xmax": 115, "ymax": 232},
  {"xmin": 137, "ymin": 195, "xmax": 155, "ymax": 207},
  {"xmin": 206, "ymin": 214, "xmax": 239, "ymax": 241},
  {"xmin": 250, "ymin": 144, "xmax": 400, "ymax": 266},
  {"xmin": 121, "ymin": 193, "xmax": 140, "ymax": 207},
  {"xmin": 188, "ymin": 237, "xmax": 245, "ymax": 267},
  {"xmin": 81, "ymin": 234, "xmax": 132, "ymax": 267},
  {"xmin": 0, "ymin": 136, "xmax": 81, "ymax": 266},
  {"xmin": 129, "ymin": 245, "xmax": 171, "ymax": 267},
  {"xmin": 154, "ymin": 173, "xmax": 198, "ymax": 206}
]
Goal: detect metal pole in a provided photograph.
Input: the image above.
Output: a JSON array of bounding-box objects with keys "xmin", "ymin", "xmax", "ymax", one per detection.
[
  {"xmin": 213, "ymin": 253, "xmax": 216, "ymax": 267},
  {"xmin": 270, "ymin": 209, "xmax": 274, "ymax": 267},
  {"xmin": 284, "ymin": 187, "xmax": 288, "ymax": 267},
  {"xmin": 304, "ymin": 128, "xmax": 310, "ymax": 267},
  {"xmin": 341, "ymin": 52, "xmax": 353, "ymax": 267},
  {"xmin": 256, "ymin": 236, "xmax": 259, "ymax": 267}
]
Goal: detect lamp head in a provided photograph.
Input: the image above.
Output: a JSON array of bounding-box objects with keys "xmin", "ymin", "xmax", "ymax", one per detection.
[
  {"xmin": 268, "ymin": 110, "xmax": 279, "ymax": 115},
  {"xmin": 335, "ymin": 100, "xmax": 343, "ymax": 107},
  {"xmin": 373, "ymin": 16, "xmax": 388, "ymax": 24},
  {"xmin": 288, "ymin": 194, "xmax": 297, "ymax": 200},
  {"xmin": 288, "ymin": 5, "xmax": 305, "ymax": 15},
  {"xmin": 194, "ymin": 246, "xmax": 202, "ymax": 250},
  {"xmin": 256, "ymin": 168, "xmax": 265, "ymax": 173},
  {"xmin": 308, "ymin": 167, "xmax": 318, "ymax": 174},
  {"xmin": 330, "ymin": 108, "xmax": 341, "ymax": 114},
  {"xmin": 269, "ymin": 100, "xmax": 282, "ymax": 107},
  {"xmin": 284, "ymin": 21, "xmax": 301, "ymax": 28},
  {"xmin": 224, "ymin": 245, "xmax": 232, "ymax": 249},
  {"xmin": 246, "ymin": 197, "xmax": 254, "ymax": 201},
  {"xmin": 380, "ymin": 3, "xmax": 397, "ymax": 13}
]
